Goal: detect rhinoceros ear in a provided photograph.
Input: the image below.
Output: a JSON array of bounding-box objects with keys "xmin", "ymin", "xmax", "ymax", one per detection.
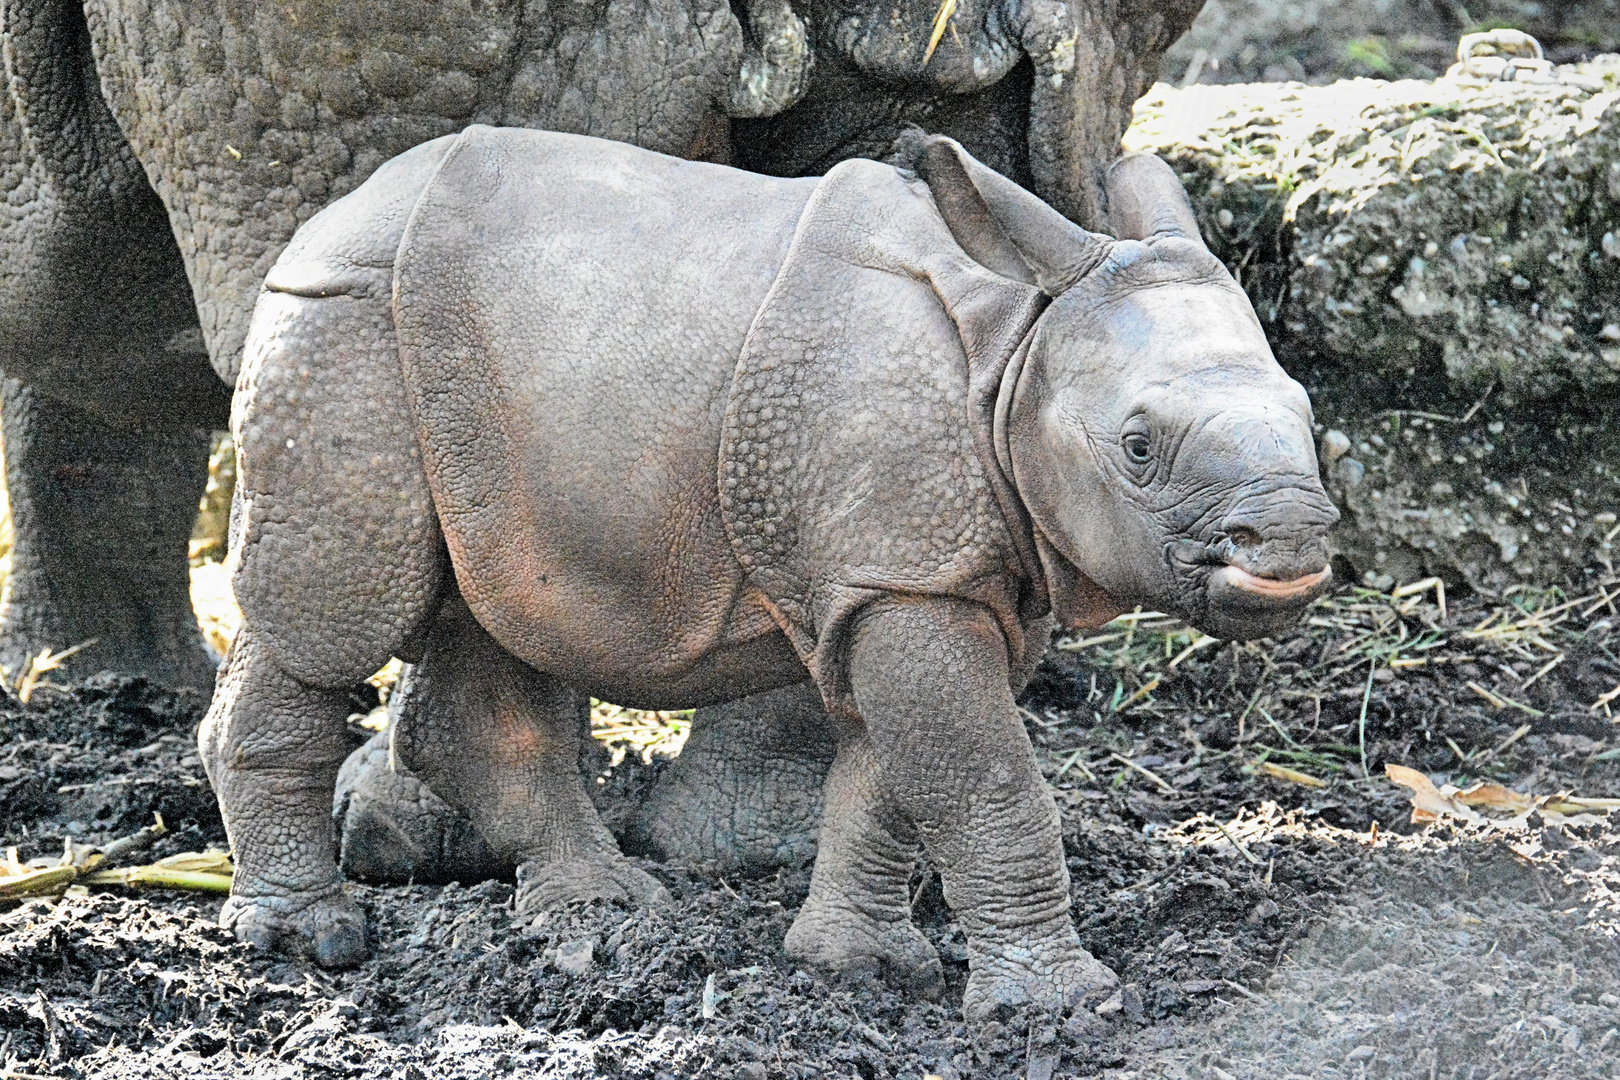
[
  {"xmin": 1103, "ymin": 153, "xmax": 1206, "ymax": 246},
  {"xmin": 895, "ymin": 131, "xmax": 1113, "ymax": 296}
]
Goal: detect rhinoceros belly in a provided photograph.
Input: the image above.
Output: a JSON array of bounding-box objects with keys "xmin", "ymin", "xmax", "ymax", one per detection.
[{"xmin": 393, "ymin": 127, "xmax": 818, "ymax": 706}]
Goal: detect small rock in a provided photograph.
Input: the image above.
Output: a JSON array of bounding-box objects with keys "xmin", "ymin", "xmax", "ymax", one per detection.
[
  {"xmin": 736, "ymin": 1064, "xmax": 768, "ymax": 1080},
  {"xmin": 1320, "ymin": 429, "xmax": 1351, "ymax": 462},
  {"xmin": 1333, "ymin": 456, "xmax": 1365, "ymax": 489},
  {"xmin": 1346, "ymin": 1044, "xmax": 1376, "ymax": 1062},
  {"xmin": 1094, "ymin": 991, "xmax": 1124, "ymax": 1016},
  {"xmin": 554, "ymin": 939, "xmax": 594, "ymax": 975},
  {"xmin": 1247, "ymin": 898, "xmax": 1280, "ymax": 924},
  {"xmin": 1603, "ymin": 231, "xmax": 1620, "ymax": 259}
]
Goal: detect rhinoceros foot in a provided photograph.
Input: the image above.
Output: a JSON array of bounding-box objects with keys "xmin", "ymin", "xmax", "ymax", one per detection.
[
  {"xmin": 960, "ymin": 940, "xmax": 1117, "ymax": 1028},
  {"xmin": 783, "ymin": 900, "xmax": 945, "ymax": 999},
  {"xmin": 628, "ymin": 681, "xmax": 835, "ymax": 873},
  {"xmin": 515, "ymin": 855, "xmax": 670, "ymax": 915},
  {"xmin": 221, "ymin": 888, "xmax": 368, "ymax": 969},
  {"xmin": 333, "ymin": 731, "xmax": 507, "ymax": 886}
]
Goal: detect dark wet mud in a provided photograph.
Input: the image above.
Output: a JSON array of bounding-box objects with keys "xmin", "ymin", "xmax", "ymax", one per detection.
[{"xmin": 3, "ymin": 586, "xmax": 1618, "ymax": 1078}]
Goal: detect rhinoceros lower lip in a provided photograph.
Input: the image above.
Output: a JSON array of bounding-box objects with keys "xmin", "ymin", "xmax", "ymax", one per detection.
[{"xmin": 1211, "ymin": 563, "xmax": 1332, "ymax": 600}]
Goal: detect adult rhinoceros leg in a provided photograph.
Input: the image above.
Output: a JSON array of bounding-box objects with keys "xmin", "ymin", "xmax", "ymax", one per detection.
[
  {"xmin": 629, "ymin": 681, "xmax": 836, "ymax": 872},
  {"xmin": 0, "ymin": 382, "xmax": 216, "ymax": 691},
  {"xmin": 1014, "ymin": 0, "xmax": 1206, "ymax": 225},
  {"xmin": 332, "ymin": 722, "xmax": 504, "ymax": 888},
  {"xmin": 844, "ymin": 595, "xmax": 1115, "ymax": 1026},
  {"xmin": 390, "ymin": 593, "xmax": 668, "ymax": 915},
  {"xmin": 0, "ymin": 0, "xmax": 226, "ymax": 691},
  {"xmin": 734, "ymin": 0, "xmax": 1204, "ymax": 226}
]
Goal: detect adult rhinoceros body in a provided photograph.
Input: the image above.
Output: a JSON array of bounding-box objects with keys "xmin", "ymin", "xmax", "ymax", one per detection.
[{"xmin": 207, "ymin": 126, "xmax": 1336, "ymax": 1023}]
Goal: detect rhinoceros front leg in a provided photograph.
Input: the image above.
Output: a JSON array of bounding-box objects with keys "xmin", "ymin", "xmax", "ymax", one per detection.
[
  {"xmin": 844, "ymin": 595, "xmax": 1115, "ymax": 1025},
  {"xmin": 0, "ymin": 380, "xmax": 217, "ymax": 692},
  {"xmin": 1016, "ymin": 0, "xmax": 1206, "ymax": 225},
  {"xmin": 390, "ymin": 593, "xmax": 667, "ymax": 914}
]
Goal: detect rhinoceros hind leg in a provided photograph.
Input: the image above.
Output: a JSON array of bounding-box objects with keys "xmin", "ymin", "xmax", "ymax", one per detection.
[
  {"xmin": 628, "ymin": 680, "xmax": 836, "ymax": 872},
  {"xmin": 212, "ymin": 274, "xmax": 448, "ymax": 965},
  {"xmin": 391, "ymin": 592, "xmax": 666, "ymax": 914},
  {"xmin": 783, "ymin": 735, "xmax": 945, "ymax": 999},
  {"xmin": 203, "ymin": 628, "xmax": 372, "ymax": 969}
]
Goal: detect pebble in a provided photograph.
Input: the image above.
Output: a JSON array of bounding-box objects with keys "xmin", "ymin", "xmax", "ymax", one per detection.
[
  {"xmin": 554, "ymin": 939, "xmax": 594, "ymax": 975},
  {"xmin": 1320, "ymin": 429, "xmax": 1351, "ymax": 462}
]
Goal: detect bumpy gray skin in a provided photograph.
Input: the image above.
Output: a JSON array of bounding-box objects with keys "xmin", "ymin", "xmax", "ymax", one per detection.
[
  {"xmin": 0, "ymin": 380, "xmax": 217, "ymax": 690},
  {"xmin": 212, "ymin": 126, "xmax": 1336, "ymax": 1025},
  {"xmin": 629, "ymin": 682, "xmax": 837, "ymax": 872},
  {"xmin": 0, "ymin": 0, "xmax": 1201, "ymax": 689},
  {"xmin": 0, "ymin": 0, "xmax": 811, "ymax": 687},
  {"xmin": 0, "ymin": 0, "xmax": 227, "ymax": 689},
  {"xmin": 333, "ymin": 731, "xmax": 504, "ymax": 888}
]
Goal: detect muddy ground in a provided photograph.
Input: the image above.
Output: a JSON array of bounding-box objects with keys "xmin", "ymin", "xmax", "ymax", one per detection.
[{"xmin": 3, "ymin": 582, "xmax": 1620, "ymax": 1079}]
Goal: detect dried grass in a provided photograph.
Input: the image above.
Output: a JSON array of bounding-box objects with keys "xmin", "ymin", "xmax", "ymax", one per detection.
[{"xmin": 1043, "ymin": 571, "xmax": 1620, "ymax": 795}]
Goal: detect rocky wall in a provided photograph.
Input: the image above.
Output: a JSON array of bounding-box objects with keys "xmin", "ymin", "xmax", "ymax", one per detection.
[{"xmin": 1124, "ymin": 58, "xmax": 1620, "ymax": 591}]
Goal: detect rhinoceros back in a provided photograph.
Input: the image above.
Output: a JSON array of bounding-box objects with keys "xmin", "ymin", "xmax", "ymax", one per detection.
[{"xmin": 391, "ymin": 127, "xmax": 818, "ymax": 699}]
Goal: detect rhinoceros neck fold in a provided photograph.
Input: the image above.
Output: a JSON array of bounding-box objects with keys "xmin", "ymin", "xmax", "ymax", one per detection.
[{"xmin": 983, "ymin": 327, "xmax": 1050, "ymax": 620}]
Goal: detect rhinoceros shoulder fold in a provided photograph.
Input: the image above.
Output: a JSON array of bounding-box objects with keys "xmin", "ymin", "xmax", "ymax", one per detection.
[{"xmin": 721, "ymin": 156, "xmax": 1050, "ymax": 716}]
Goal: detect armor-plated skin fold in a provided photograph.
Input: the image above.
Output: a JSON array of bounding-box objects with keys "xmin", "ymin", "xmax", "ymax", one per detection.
[{"xmin": 213, "ymin": 128, "xmax": 1334, "ymax": 1027}]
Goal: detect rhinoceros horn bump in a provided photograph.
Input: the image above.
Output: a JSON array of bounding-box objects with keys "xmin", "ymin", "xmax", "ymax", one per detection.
[{"xmin": 896, "ymin": 131, "xmax": 1113, "ymax": 297}]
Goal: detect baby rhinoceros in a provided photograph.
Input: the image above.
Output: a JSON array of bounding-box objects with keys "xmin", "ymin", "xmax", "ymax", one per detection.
[{"xmin": 206, "ymin": 125, "xmax": 1337, "ymax": 1025}]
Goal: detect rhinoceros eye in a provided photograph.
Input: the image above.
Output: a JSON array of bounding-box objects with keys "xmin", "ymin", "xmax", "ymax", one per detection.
[{"xmin": 1122, "ymin": 431, "xmax": 1152, "ymax": 464}]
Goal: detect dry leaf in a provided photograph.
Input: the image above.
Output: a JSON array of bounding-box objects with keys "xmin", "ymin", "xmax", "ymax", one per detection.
[
  {"xmin": 1385, "ymin": 766, "xmax": 1618, "ymax": 829},
  {"xmin": 1454, "ymin": 782, "xmax": 1535, "ymax": 813},
  {"xmin": 1257, "ymin": 761, "xmax": 1329, "ymax": 789},
  {"xmin": 1384, "ymin": 764, "xmax": 1483, "ymax": 823}
]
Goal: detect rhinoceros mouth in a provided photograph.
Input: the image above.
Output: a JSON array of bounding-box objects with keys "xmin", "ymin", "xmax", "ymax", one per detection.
[
  {"xmin": 1194, "ymin": 561, "xmax": 1334, "ymax": 641},
  {"xmin": 1209, "ymin": 563, "xmax": 1332, "ymax": 600}
]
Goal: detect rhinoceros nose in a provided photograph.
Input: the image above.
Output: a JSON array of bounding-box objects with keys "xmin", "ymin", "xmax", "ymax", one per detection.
[{"xmin": 1217, "ymin": 488, "xmax": 1336, "ymax": 584}]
